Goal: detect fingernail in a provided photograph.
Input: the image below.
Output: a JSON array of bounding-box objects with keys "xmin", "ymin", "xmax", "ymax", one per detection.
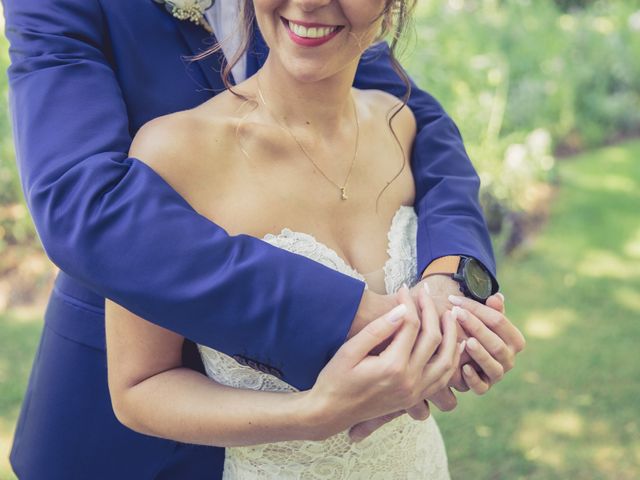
[
  {"xmin": 462, "ymin": 364, "xmax": 474, "ymax": 376},
  {"xmin": 423, "ymin": 282, "xmax": 431, "ymax": 295},
  {"xmin": 497, "ymin": 292, "xmax": 505, "ymax": 303},
  {"xmin": 448, "ymin": 295, "xmax": 464, "ymax": 306},
  {"xmin": 458, "ymin": 340, "xmax": 467, "ymax": 354},
  {"xmin": 467, "ymin": 337, "xmax": 478, "ymax": 349},
  {"xmin": 452, "ymin": 306, "xmax": 466, "ymax": 322},
  {"xmin": 387, "ymin": 303, "xmax": 407, "ymax": 323},
  {"xmin": 401, "ymin": 282, "xmax": 409, "ymax": 292}
]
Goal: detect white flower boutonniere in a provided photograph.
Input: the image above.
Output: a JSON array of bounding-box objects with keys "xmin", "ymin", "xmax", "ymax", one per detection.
[{"xmin": 155, "ymin": 0, "xmax": 214, "ymax": 33}]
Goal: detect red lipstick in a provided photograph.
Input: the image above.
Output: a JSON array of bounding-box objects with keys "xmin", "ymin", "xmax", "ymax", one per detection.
[{"xmin": 281, "ymin": 17, "xmax": 343, "ymax": 48}]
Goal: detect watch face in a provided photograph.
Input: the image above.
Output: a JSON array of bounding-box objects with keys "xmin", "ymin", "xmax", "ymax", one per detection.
[{"xmin": 463, "ymin": 258, "xmax": 493, "ymax": 299}]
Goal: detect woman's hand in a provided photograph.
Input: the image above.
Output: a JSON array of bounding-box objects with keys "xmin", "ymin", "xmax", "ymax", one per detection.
[
  {"xmin": 449, "ymin": 294, "xmax": 526, "ymax": 394},
  {"xmin": 308, "ymin": 285, "xmax": 461, "ymax": 441},
  {"xmin": 347, "ymin": 285, "xmax": 464, "ymax": 442},
  {"xmin": 348, "ymin": 291, "xmax": 524, "ymax": 442}
]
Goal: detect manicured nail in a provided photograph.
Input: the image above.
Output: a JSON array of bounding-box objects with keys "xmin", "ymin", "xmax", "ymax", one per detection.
[
  {"xmin": 462, "ymin": 364, "xmax": 474, "ymax": 376},
  {"xmin": 467, "ymin": 337, "xmax": 478, "ymax": 349},
  {"xmin": 423, "ymin": 282, "xmax": 431, "ymax": 295},
  {"xmin": 448, "ymin": 295, "xmax": 464, "ymax": 306},
  {"xmin": 458, "ymin": 340, "xmax": 467, "ymax": 354},
  {"xmin": 387, "ymin": 303, "xmax": 408, "ymax": 323},
  {"xmin": 452, "ymin": 306, "xmax": 466, "ymax": 322}
]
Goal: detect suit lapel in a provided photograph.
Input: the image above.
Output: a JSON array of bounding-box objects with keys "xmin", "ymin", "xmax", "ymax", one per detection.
[
  {"xmin": 150, "ymin": 0, "xmax": 226, "ymax": 92},
  {"xmin": 150, "ymin": 1, "xmax": 270, "ymax": 87},
  {"xmin": 174, "ymin": 19, "xmax": 227, "ymax": 93}
]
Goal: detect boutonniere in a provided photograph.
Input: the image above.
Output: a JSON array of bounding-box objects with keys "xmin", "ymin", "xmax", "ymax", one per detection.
[{"xmin": 154, "ymin": 0, "xmax": 214, "ymax": 33}]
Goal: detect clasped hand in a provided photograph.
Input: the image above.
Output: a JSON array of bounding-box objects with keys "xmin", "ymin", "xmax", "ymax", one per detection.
[
  {"xmin": 307, "ymin": 284, "xmax": 462, "ymax": 440},
  {"xmin": 308, "ymin": 280, "xmax": 525, "ymax": 442}
]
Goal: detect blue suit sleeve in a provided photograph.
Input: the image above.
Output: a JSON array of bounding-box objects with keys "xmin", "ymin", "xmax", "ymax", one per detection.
[
  {"xmin": 2, "ymin": 0, "xmax": 364, "ymax": 390},
  {"xmin": 354, "ymin": 43, "xmax": 497, "ymax": 281}
]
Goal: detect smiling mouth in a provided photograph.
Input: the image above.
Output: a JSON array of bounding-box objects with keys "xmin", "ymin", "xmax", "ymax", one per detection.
[{"xmin": 281, "ymin": 17, "xmax": 344, "ymax": 40}]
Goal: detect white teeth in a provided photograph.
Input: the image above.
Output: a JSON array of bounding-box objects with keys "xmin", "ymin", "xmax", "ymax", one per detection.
[{"xmin": 288, "ymin": 20, "xmax": 338, "ymax": 39}]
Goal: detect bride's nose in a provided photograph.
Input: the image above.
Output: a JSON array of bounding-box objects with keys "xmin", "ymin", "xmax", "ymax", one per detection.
[{"xmin": 291, "ymin": 0, "xmax": 332, "ymax": 13}]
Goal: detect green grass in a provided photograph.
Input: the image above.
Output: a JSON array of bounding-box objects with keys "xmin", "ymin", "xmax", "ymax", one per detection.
[
  {"xmin": 1, "ymin": 141, "xmax": 639, "ymax": 478},
  {"xmin": 0, "ymin": 310, "xmax": 42, "ymax": 480},
  {"xmin": 436, "ymin": 140, "xmax": 640, "ymax": 479}
]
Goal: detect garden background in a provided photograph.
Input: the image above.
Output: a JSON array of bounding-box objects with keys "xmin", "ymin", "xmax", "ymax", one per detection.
[{"xmin": 1, "ymin": 0, "xmax": 639, "ymax": 478}]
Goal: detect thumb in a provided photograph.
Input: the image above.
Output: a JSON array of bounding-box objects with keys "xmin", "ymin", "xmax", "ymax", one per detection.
[
  {"xmin": 336, "ymin": 303, "xmax": 407, "ymax": 366},
  {"xmin": 486, "ymin": 292, "xmax": 505, "ymax": 314}
]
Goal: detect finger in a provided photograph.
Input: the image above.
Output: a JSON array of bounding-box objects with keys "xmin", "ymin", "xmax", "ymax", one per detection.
[
  {"xmin": 407, "ymin": 400, "xmax": 431, "ymax": 421},
  {"xmin": 427, "ymin": 310, "xmax": 458, "ymax": 371},
  {"xmin": 409, "ymin": 286, "xmax": 443, "ymax": 371},
  {"xmin": 382, "ymin": 285, "xmax": 421, "ymax": 363},
  {"xmin": 453, "ymin": 306, "xmax": 514, "ymax": 369},
  {"xmin": 348, "ymin": 411, "xmax": 405, "ymax": 442},
  {"xmin": 448, "ymin": 366, "xmax": 470, "ymax": 392},
  {"xmin": 449, "ymin": 295, "xmax": 525, "ymax": 353},
  {"xmin": 428, "ymin": 387, "xmax": 457, "ymax": 412},
  {"xmin": 337, "ymin": 303, "xmax": 406, "ymax": 366},
  {"xmin": 462, "ymin": 363, "xmax": 491, "ymax": 395},
  {"xmin": 465, "ymin": 337, "xmax": 505, "ymax": 384},
  {"xmin": 418, "ymin": 316, "xmax": 462, "ymax": 401},
  {"xmin": 485, "ymin": 293, "xmax": 505, "ymax": 314},
  {"xmin": 448, "ymin": 324, "xmax": 471, "ymax": 392}
]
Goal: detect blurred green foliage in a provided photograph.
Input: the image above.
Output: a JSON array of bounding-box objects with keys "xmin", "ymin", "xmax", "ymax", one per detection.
[
  {"xmin": 0, "ymin": 23, "xmax": 40, "ymax": 261},
  {"xmin": 404, "ymin": 0, "xmax": 640, "ymax": 229},
  {"xmin": 1, "ymin": 28, "xmax": 19, "ymax": 204},
  {"xmin": 440, "ymin": 138, "xmax": 640, "ymax": 479}
]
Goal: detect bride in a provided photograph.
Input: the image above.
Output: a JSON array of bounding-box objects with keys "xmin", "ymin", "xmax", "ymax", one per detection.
[{"xmin": 106, "ymin": 0, "xmax": 461, "ymax": 477}]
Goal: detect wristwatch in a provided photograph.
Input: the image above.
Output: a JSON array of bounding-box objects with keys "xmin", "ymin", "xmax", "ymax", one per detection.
[{"xmin": 421, "ymin": 255, "xmax": 497, "ymax": 303}]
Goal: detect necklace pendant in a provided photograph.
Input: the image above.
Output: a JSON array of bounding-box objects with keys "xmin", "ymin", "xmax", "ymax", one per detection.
[{"xmin": 340, "ymin": 187, "xmax": 348, "ymax": 201}]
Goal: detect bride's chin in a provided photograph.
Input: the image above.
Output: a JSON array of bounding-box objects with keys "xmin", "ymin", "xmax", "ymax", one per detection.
[{"xmin": 279, "ymin": 62, "xmax": 330, "ymax": 85}]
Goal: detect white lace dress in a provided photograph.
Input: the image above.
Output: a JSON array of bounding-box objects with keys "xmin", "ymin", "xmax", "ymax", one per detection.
[{"xmin": 198, "ymin": 205, "xmax": 450, "ymax": 479}]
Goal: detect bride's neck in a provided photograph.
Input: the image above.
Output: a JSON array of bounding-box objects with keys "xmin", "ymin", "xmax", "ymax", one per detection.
[{"xmin": 254, "ymin": 55, "xmax": 358, "ymax": 138}]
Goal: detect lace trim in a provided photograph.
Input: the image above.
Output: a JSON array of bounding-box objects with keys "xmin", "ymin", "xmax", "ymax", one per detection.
[
  {"xmin": 261, "ymin": 205, "xmax": 416, "ymax": 292},
  {"xmin": 262, "ymin": 229, "xmax": 366, "ymax": 284},
  {"xmin": 198, "ymin": 205, "xmax": 451, "ymax": 479},
  {"xmin": 384, "ymin": 206, "xmax": 418, "ymax": 294}
]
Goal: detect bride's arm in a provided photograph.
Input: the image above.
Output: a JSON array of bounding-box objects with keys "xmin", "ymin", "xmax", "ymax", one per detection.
[
  {"xmin": 105, "ymin": 299, "xmax": 322, "ymax": 446},
  {"xmin": 105, "ymin": 286, "xmax": 460, "ymax": 447}
]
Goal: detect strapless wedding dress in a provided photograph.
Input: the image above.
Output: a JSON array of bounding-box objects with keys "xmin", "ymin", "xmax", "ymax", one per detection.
[{"xmin": 198, "ymin": 205, "xmax": 450, "ymax": 479}]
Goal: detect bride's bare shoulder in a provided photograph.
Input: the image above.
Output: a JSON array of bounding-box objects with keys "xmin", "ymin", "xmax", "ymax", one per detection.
[
  {"xmin": 129, "ymin": 90, "xmax": 253, "ymax": 180},
  {"xmin": 355, "ymin": 88, "xmax": 417, "ymax": 142}
]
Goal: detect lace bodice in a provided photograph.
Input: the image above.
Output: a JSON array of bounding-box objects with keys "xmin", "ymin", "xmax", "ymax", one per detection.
[{"xmin": 198, "ymin": 205, "xmax": 450, "ymax": 479}]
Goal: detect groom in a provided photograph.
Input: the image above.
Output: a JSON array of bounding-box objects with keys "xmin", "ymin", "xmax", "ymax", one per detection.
[{"xmin": 3, "ymin": 0, "xmax": 521, "ymax": 478}]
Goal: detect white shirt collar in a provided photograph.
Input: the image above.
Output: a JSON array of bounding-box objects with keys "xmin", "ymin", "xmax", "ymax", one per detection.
[{"xmin": 204, "ymin": 0, "xmax": 247, "ymax": 83}]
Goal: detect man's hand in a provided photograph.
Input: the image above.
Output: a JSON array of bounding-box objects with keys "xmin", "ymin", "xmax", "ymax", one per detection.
[
  {"xmin": 347, "ymin": 289, "xmax": 397, "ymax": 340},
  {"xmin": 349, "ymin": 277, "xmax": 462, "ymax": 441},
  {"xmin": 409, "ymin": 275, "xmax": 471, "ymax": 393}
]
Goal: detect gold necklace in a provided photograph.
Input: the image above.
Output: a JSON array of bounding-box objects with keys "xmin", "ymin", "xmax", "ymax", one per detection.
[{"xmin": 256, "ymin": 74, "xmax": 360, "ymax": 201}]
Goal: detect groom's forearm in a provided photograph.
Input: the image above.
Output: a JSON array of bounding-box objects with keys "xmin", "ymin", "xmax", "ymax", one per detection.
[
  {"xmin": 2, "ymin": 0, "xmax": 363, "ymax": 391},
  {"xmin": 354, "ymin": 43, "xmax": 497, "ymax": 282}
]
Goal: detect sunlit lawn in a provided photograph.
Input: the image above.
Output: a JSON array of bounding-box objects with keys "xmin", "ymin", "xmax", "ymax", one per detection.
[
  {"xmin": 1, "ymin": 140, "xmax": 639, "ymax": 479},
  {"xmin": 0, "ymin": 309, "xmax": 43, "ymax": 480},
  {"xmin": 437, "ymin": 140, "xmax": 640, "ymax": 479}
]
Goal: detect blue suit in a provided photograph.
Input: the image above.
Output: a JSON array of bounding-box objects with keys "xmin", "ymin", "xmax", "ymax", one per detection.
[{"xmin": 3, "ymin": 0, "xmax": 497, "ymax": 478}]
